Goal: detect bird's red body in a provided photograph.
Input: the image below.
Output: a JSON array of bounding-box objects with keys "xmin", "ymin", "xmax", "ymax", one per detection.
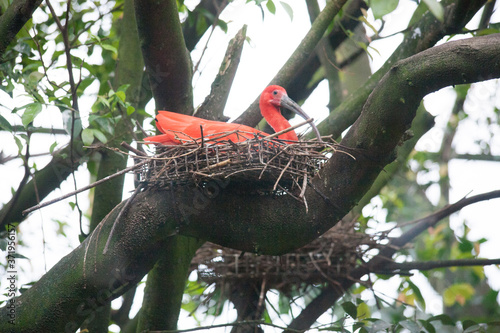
[{"xmin": 144, "ymin": 85, "xmax": 320, "ymax": 145}]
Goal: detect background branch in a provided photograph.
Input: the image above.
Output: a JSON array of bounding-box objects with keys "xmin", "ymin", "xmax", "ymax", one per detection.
[
  {"xmin": 0, "ymin": 0, "xmax": 43, "ymax": 59},
  {"xmin": 234, "ymin": 0, "xmax": 349, "ymax": 127},
  {"xmin": 285, "ymin": 189, "xmax": 500, "ymax": 332},
  {"xmin": 312, "ymin": 0, "xmax": 487, "ymax": 139},
  {"xmin": 135, "ymin": 0, "xmax": 193, "ymax": 113},
  {"xmin": 194, "ymin": 25, "xmax": 247, "ymax": 121},
  {"xmin": 381, "ymin": 258, "xmax": 500, "ymax": 273}
]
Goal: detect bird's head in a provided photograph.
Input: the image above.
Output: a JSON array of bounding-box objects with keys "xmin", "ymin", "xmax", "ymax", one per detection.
[{"xmin": 260, "ymin": 85, "xmax": 322, "ymax": 142}]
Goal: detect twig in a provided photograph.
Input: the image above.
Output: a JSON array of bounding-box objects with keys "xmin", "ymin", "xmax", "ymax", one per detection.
[
  {"xmin": 276, "ymin": 184, "xmax": 303, "ymax": 204},
  {"xmin": 103, "ymin": 184, "xmax": 143, "ymax": 254},
  {"xmin": 299, "ymin": 170, "xmax": 308, "ymax": 199},
  {"xmin": 148, "ymin": 320, "xmax": 307, "ymax": 333},
  {"xmin": 379, "ymin": 258, "xmax": 500, "ymax": 273},
  {"xmin": 22, "ymin": 159, "xmax": 150, "ymax": 215},
  {"xmin": 264, "ymin": 118, "xmax": 314, "ymax": 140},
  {"xmin": 135, "ymin": 119, "xmax": 148, "ymax": 137},
  {"xmin": 258, "ymin": 146, "xmax": 288, "ymax": 179},
  {"xmin": 121, "ymin": 141, "xmax": 147, "ymax": 157},
  {"xmin": 389, "ymin": 190, "xmax": 500, "ymax": 249},
  {"xmin": 198, "ymin": 159, "xmax": 231, "ymax": 172},
  {"xmin": 273, "ymin": 157, "xmax": 293, "ymax": 191},
  {"xmin": 1, "ymin": 132, "xmax": 32, "ymax": 226}
]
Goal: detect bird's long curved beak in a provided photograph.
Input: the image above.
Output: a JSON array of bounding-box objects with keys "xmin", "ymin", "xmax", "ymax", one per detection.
[{"xmin": 280, "ymin": 95, "xmax": 323, "ymax": 142}]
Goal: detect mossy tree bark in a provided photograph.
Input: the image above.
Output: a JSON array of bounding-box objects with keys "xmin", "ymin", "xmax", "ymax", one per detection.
[{"xmin": 82, "ymin": 0, "xmax": 144, "ymax": 331}]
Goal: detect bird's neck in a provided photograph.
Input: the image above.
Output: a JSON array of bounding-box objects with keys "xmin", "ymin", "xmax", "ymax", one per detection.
[{"xmin": 261, "ymin": 106, "xmax": 298, "ymax": 141}]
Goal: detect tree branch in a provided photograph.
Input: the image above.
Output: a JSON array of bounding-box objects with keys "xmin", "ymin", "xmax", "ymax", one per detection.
[
  {"xmin": 0, "ymin": 194, "xmax": 178, "ymax": 332},
  {"xmin": 287, "ymin": 0, "xmax": 367, "ymax": 104},
  {"xmin": 182, "ymin": 0, "xmax": 229, "ymax": 52},
  {"xmin": 0, "ymin": 0, "xmax": 43, "ymax": 59},
  {"xmin": 135, "ymin": 0, "xmax": 193, "ymax": 113},
  {"xmin": 285, "ymin": 189, "xmax": 500, "ymax": 332},
  {"xmin": 137, "ymin": 236, "xmax": 204, "ymax": 331},
  {"xmin": 312, "ymin": 0, "xmax": 487, "ymax": 139},
  {"xmin": 380, "ymin": 258, "xmax": 500, "ymax": 273},
  {"xmin": 0, "ymin": 143, "xmax": 87, "ymax": 228},
  {"xmin": 194, "ymin": 25, "xmax": 247, "ymax": 121},
  {"xmin": 233, "ymin": 0, "xmax": 349, "ymax": 127}
]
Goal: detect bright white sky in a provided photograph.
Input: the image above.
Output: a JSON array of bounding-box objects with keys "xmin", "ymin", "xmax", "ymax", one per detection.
[{"xmin": 1, "ymin": 0, "xmax": 500, "ymax": 331}]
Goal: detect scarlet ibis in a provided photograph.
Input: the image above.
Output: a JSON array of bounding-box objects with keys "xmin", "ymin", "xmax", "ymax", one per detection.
[{"xmin": 144, "ymin": 85, "xmax": 321, "ymax": 145}]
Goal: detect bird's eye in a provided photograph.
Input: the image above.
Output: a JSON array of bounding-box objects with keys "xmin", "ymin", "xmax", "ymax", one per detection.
[{"xmin": 272, "ymin": 90, "xmax": 278, "ymax": 95}]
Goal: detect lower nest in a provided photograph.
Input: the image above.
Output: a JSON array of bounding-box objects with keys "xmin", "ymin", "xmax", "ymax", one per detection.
[{"xmin": 190, "ymin": 219, "xmax": 388, "ymax": 291}]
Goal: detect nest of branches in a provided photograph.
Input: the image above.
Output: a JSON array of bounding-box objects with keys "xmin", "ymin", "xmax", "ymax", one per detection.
[
  {"xmin": 190, "ymin": 219, "xmax": 389, "ymax": 292},
  {"xmin": 137, "ymin": 129, "xmax": 338, "ymax": 195}
]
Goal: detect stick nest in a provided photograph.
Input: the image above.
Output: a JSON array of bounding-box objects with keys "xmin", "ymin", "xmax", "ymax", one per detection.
[
  {"xmin": 137, "ymin": 130, "xmax": 337, "ymax": 193},
  {"xmin": 190, "ymin": 219, "xmax": 389, "ymax": 291}
]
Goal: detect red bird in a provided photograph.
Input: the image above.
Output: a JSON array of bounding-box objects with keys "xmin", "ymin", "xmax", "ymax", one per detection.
[{"xmin": 144, "ymin": 85, "xmax": 321, "ymax": 145}]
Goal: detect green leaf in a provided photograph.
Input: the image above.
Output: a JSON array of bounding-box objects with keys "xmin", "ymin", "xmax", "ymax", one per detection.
[
  {"xmin": 217, "ymin": 20, "xmax": 228, "ymax": 33},
  {"xmin": 400, "ymin": 320, "xmax": 421, "ymax": 333},
  {"xmin": 21, "ymin": 103, "xmax": 43, "ymax": 127},
  {"xmin": 352, "ymin": 322, "xmax": 366, "ymax": 331},
  {"xmin": 266, "ymin": 0, "xmax": 276, "ymax": 14},
  {"xmin": 443, "ymin": 283, "xmax": 475, "ymax": 307},
  {"xmin": 419, "ymin": 319, "xmax": 436, "ymax": 333},
  {"xmin": 408, "ymin": 279, "xmax": 426, "ymax": 311},
  {"xmin": 28, "ymin": 71, "xmax": 44, "ymax": 85},
  {"xmin": 369, "ymin": 319, "xmax": 391, "ymax": 332},
  {"xmin": 97, "ymin": 96, "xmax": 110, "ymax": 108},
  {"xmin": 0, "ymin": 113, "xmax": 12, "ymax": 131},
  {"xmin": 462, "ymin": 320, "xmax": 478, "ymax": 331},
  {"xmin": 280, "ymin": 1, "xmax": 293, "ymax": 20},
  {"xmin": 357, "ymin": 301, "xmax": 370, "ymax": 320},
  {"xmin": 422, "ymin": 0, "xmax": 444, "ymax": 22},
  {"xmin": 359, "ymin": 16, "xmax": 378, "ymax": 36},
  {"xmin": 101, "ymin": 44, "xmax": 117, "ymax": 55},
  {"xmin": 126, "ymin": 105, "xmax": 135, "ymax": 115},
  {"xmin": 81, "ymin": 128, "xmax": 94, "ymax": 146},
  {"xmin": 341, "ymin": 301, "xmax": 357, "ymax": 319},
  {"xmin": 117, "ymin": 84, "xmax": 130, "ymax": 92},
  {"xmin": 92, "ymin": 129, "xmax": 107, "ymax": 143},
  {"xmin": 11, "ymin": 252, "xmax": 29, "ymax": 259},
  {"xmin": 115, "ymin": 90, "xmax": 126, "ymax": 102},
  {"xmin": 369, "ymin": 0, "xmax": 398, "ymax": 19},
  {"xmin": 13, "ymin": 136, "xmax": 23, "ymax": 154},
  {"xmin": 49, "ymin": 141, "xmax": 58, "ymax": 154}
]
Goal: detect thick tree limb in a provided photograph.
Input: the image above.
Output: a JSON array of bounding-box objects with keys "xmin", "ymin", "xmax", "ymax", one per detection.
[
  {"xmin": 2, "ymin": 33, "xmax": 500, "ymax": 332},
  {"xmin": 0, "ymin": 0, "xmax": 42, "ymax": 59},
  {"xmin": 137, "ymin": 236, "xmax": 203, "ymax": 331},
  {"xmin": 0, "ymin": 195, "xmax": 178, "ymax": 333},
  {"xmin": 135, "ymin": 0, "xmax": 193, "ymax": 113},
  {"xmin": 354, "ymin": 104, "xmax": 435, "ymax": 211}
]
